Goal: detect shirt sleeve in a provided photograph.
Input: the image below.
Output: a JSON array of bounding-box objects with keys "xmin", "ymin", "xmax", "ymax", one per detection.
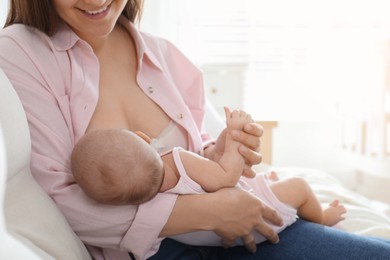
[{"xmin": 0, "ymin": 27, "xmax": 177, "ymax": 259}]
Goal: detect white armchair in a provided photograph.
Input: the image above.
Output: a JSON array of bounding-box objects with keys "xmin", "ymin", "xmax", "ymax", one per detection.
[
  {"xmin": 0, "ymin": 68, "xmax": 91, "ymax": 259},
  {"xmin": 0, "ymin": 67, "xmax": 230, "ymax": 259}
]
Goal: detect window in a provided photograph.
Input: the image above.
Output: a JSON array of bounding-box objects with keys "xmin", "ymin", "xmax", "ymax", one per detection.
[
  {"xmin": 0, "ymin": 1, "xmax": 7, "ymax": 27},
  {"xmin": 142, "ymin": 0, "xmax": 390, "ymax": 157}
]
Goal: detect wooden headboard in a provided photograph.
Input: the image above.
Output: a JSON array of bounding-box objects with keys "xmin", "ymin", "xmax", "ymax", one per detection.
[{"xmin": 257, "ymin": 121, "xmax": 278, "ymax": 165}]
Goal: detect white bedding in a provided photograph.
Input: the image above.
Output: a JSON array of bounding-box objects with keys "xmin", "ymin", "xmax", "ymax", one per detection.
[
  {"xmin": 203, "ymin": 101, "xmax": 390, "ymax": 239},
  {"xmin": 254, "ymin": 165, "xmax": 390, "ymax": 239}
]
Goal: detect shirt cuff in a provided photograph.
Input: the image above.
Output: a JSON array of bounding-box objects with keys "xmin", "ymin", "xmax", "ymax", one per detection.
[
  {"xmin": 201, "ymin": 139, "xmax": 216, "ymax": 157},
  {"xmin": 120, "ymin": 193, "xmax": 178, "ymax": 259}
]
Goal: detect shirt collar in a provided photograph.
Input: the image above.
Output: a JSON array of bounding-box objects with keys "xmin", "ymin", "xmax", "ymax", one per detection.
[
  {"xmin": 50, "ymin": 16, "xmax": 163, "ymax": 72},
  {"xmin": 50, "ymin": 21, "xmax": 80, "ymax": 51},
  {"xmin": 118, "ymin": 16, "xmax": 163, "ymax": 72}
]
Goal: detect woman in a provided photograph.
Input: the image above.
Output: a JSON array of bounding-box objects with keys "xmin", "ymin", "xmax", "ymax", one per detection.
[{"xmin": 1, "ymin": 1, "xmax": 389, "ymax": 259}]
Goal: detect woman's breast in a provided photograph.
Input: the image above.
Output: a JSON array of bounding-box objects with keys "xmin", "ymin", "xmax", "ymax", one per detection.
[{"xmin": 86, "ymin": 83, "xmax": 171, "ymax": 138}]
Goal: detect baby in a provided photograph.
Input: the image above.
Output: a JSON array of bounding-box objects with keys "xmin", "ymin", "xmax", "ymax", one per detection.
[{"xmin": 71, "ymin": 107, "xmax": 346, "ymax": 246}]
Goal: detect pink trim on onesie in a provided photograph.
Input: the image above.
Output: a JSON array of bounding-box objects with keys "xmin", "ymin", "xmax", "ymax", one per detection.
[{"xmin": 165, "ymin": 147, "xmax": 204, "ymax": 195}]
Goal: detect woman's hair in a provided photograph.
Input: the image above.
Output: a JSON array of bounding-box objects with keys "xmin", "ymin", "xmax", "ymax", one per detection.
[{"xmin": 4, "ymin": 0, "xmax": 143, "ymax": 36}]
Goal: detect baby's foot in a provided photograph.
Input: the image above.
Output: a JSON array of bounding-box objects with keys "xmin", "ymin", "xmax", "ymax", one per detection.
[
  {"xmin": 322, "ymin": 200, "xmax": 347, "ymax": 226},
  {"xmin": 267, "ymin": 171, "xmax": 279, "ymax": 181}
]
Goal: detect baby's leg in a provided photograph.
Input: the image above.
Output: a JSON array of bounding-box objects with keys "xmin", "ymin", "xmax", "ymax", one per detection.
[
  {"xmin": 266, "ymin": 171, "xmax": 279, "ymax": 181},
  {"xmin": 270, "ymin": 177, "xmax": 346, "ymax": 226},
  {"xmin": 269, "ymin": 177, "xmax": 323, "ymax": 224},
  {"xmin": 269, "ymin": 177, "xmax": 346, "ymax": 226}
]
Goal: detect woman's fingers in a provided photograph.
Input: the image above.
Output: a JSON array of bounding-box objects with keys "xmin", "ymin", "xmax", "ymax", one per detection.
[
  {"xmin": 232, "ymin": 129, "xmax": 262, "ymax": 152},
  {"xmin": 241, "ymin": 164, "xmax": 256, "ymax": 178},
  {"xmin": 221, "ymin": 204, "xmax": 282, "ymax": 251},
  {"xmin": 255, "ymin": 204, "xmax": 283, "ymax": 244},
  {"xmin": 263, "ymin": 204, "xmax": 284, "ymax": 227},
  {"xmin": 238, "ymin": 145, "xmax": 262, "ymax": 165},
  {"xmin": 255, "ymin": 221, "xmax": 280, "ymax": 244},
  {"xmin": 212, "ymin": 188, "xmax": 283, "ymax": 252},
  {"xmin": 244, "ymin": 122, "xmax": 263, "ymax": 149},
  {"xmin": 244, "ymin": 122, "xmax": 264, "ymax": 137},
  {"xmin": 241, "ymin": 234, "xmax": 257, "ymax": 253},
  {"xmin": 221, "ymin": 238, "xmax": 236, "ymax": 249},
  {"xmin": 221, "ymin": 233, "xmax": 257, "ymax": 253}
]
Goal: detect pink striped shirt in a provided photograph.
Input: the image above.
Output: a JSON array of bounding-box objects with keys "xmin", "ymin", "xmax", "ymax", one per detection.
[{"xmin": 0, "ymin": 16, "xmax": 213, "ymax": 260}]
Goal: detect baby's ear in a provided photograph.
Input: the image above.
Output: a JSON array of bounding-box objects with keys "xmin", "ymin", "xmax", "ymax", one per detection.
[{"xmin": 135, "ymin": 131, "xmax": 152, "ymax": 144}]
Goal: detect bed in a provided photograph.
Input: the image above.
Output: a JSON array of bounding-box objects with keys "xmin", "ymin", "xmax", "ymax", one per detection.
[{"xmin": 255, "ymin": 164, "xmax": 390, "ymax": 239}]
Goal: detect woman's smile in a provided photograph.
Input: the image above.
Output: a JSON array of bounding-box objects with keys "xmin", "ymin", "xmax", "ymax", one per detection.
[
  {"xmin": 79, "ymin": 2, "xmax": 112, "ymax": 20},
  {"xmin": 52, "ymin": 0, "xmax": 127, "ymax": 46}
]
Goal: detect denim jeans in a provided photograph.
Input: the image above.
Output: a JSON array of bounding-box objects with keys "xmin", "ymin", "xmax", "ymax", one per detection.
[{"xmin": 147, "ymin": 219, "xmax": 390, "ymax": 260}]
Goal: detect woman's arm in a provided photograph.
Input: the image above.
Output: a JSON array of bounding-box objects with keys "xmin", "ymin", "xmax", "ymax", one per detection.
[{"xmin": 177, "ymin": 149, "xmax": 242, "ymax": 192}]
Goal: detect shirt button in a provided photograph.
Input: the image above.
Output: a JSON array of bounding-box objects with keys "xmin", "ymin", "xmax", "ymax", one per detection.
[
  {"xmin": 148, "ymin": 86, "xmax": 154, "ymax": 93},
  {"xmin": 177, "ymin": 113, "xmax": 183, "ymax": 119}
]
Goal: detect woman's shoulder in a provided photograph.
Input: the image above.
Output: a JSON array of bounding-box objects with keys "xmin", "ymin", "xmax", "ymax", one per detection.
[
  {"xmin": 0, "ymin": 24, "xmax": 50, "ymax": 45},
  {"xmin": 0, "ymin": 24, "xmax": 74, "ymax": 98},
  {"xmin": 0, "ymin": 24, "xmax": 58, "ymax": 64},
  {"xmin": 0, "ymin": 23, "xmax": 75, "ymax": 71},
  {"xmin": 0, "ymin": 23, "xmax": 78, "ymax": 54}
]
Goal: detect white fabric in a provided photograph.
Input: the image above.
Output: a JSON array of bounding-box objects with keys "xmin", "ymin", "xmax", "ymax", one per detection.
[
  {"xmin": 254, "ymin": 165, "xmax": 390, "ymax": 239},
  {"xmin": 150, "ymin": 121, "xmax": 188, "ymax": 155},
  {"xmin": 204, "ymin": 102, "xmax": 390, "ymax": 240},
  {"xmin": 165, "ymin": 147, "xmax": 205, "ymax": 195},
  {"xmin": 0, "ymin": 68, "xmax": 91, "ymax": 259},
  {"xmin": 170, "ymin": 172, "xmax": 298, "ymax": 246},
  {"xmin": 0, "ymin": 126, "xmax": 41, "ymax": 259}
]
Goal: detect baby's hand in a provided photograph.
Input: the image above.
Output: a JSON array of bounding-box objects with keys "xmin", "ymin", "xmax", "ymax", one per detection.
[{"xmin": 224, "ymin": 107, "xmax": 254, "ymax": 131}]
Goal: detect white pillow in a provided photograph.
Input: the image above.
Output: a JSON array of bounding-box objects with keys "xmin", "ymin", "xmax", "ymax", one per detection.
[
  {"xmin": 0, "ymin": 126, "xmax": 43, "ymax": 259},
  {"xmin": 0, "ymin": 69, "xmax": 91, "ymax": 259}
]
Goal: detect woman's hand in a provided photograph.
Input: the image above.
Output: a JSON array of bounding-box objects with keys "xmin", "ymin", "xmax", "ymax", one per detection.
[
  {"xmin": 233, "ymin": 122, "xmax": 263, "ymax": 178},
  {"xmin": 209, "ymin": 122, "xmax": 264, "ymax": 178},
  {"xmin": 211, "ymin": 187, "xmax": 282, "ymax": 253},
  {"xmin": 160, "ymin": 187, "xmax": 283, "ymax": 254}
]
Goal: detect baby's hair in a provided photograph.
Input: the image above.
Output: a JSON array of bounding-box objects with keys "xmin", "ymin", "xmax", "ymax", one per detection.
[{"xmin": 71, "ymin": 129, "xmax": 164, "ymax": 205}]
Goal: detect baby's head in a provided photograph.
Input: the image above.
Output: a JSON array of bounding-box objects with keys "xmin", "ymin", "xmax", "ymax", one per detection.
[{"xmin": 71, "ymin": 128, "xmax": 164, "ymax": 205}]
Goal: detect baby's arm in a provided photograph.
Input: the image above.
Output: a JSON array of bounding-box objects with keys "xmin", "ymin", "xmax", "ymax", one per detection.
[
  {"xmin": 178, "ymin": 108, "xmax": 254, "ymax": 192},
  {"xmin": 217, "ymin": 107, "xmax": 254, "ymax": 182}
]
